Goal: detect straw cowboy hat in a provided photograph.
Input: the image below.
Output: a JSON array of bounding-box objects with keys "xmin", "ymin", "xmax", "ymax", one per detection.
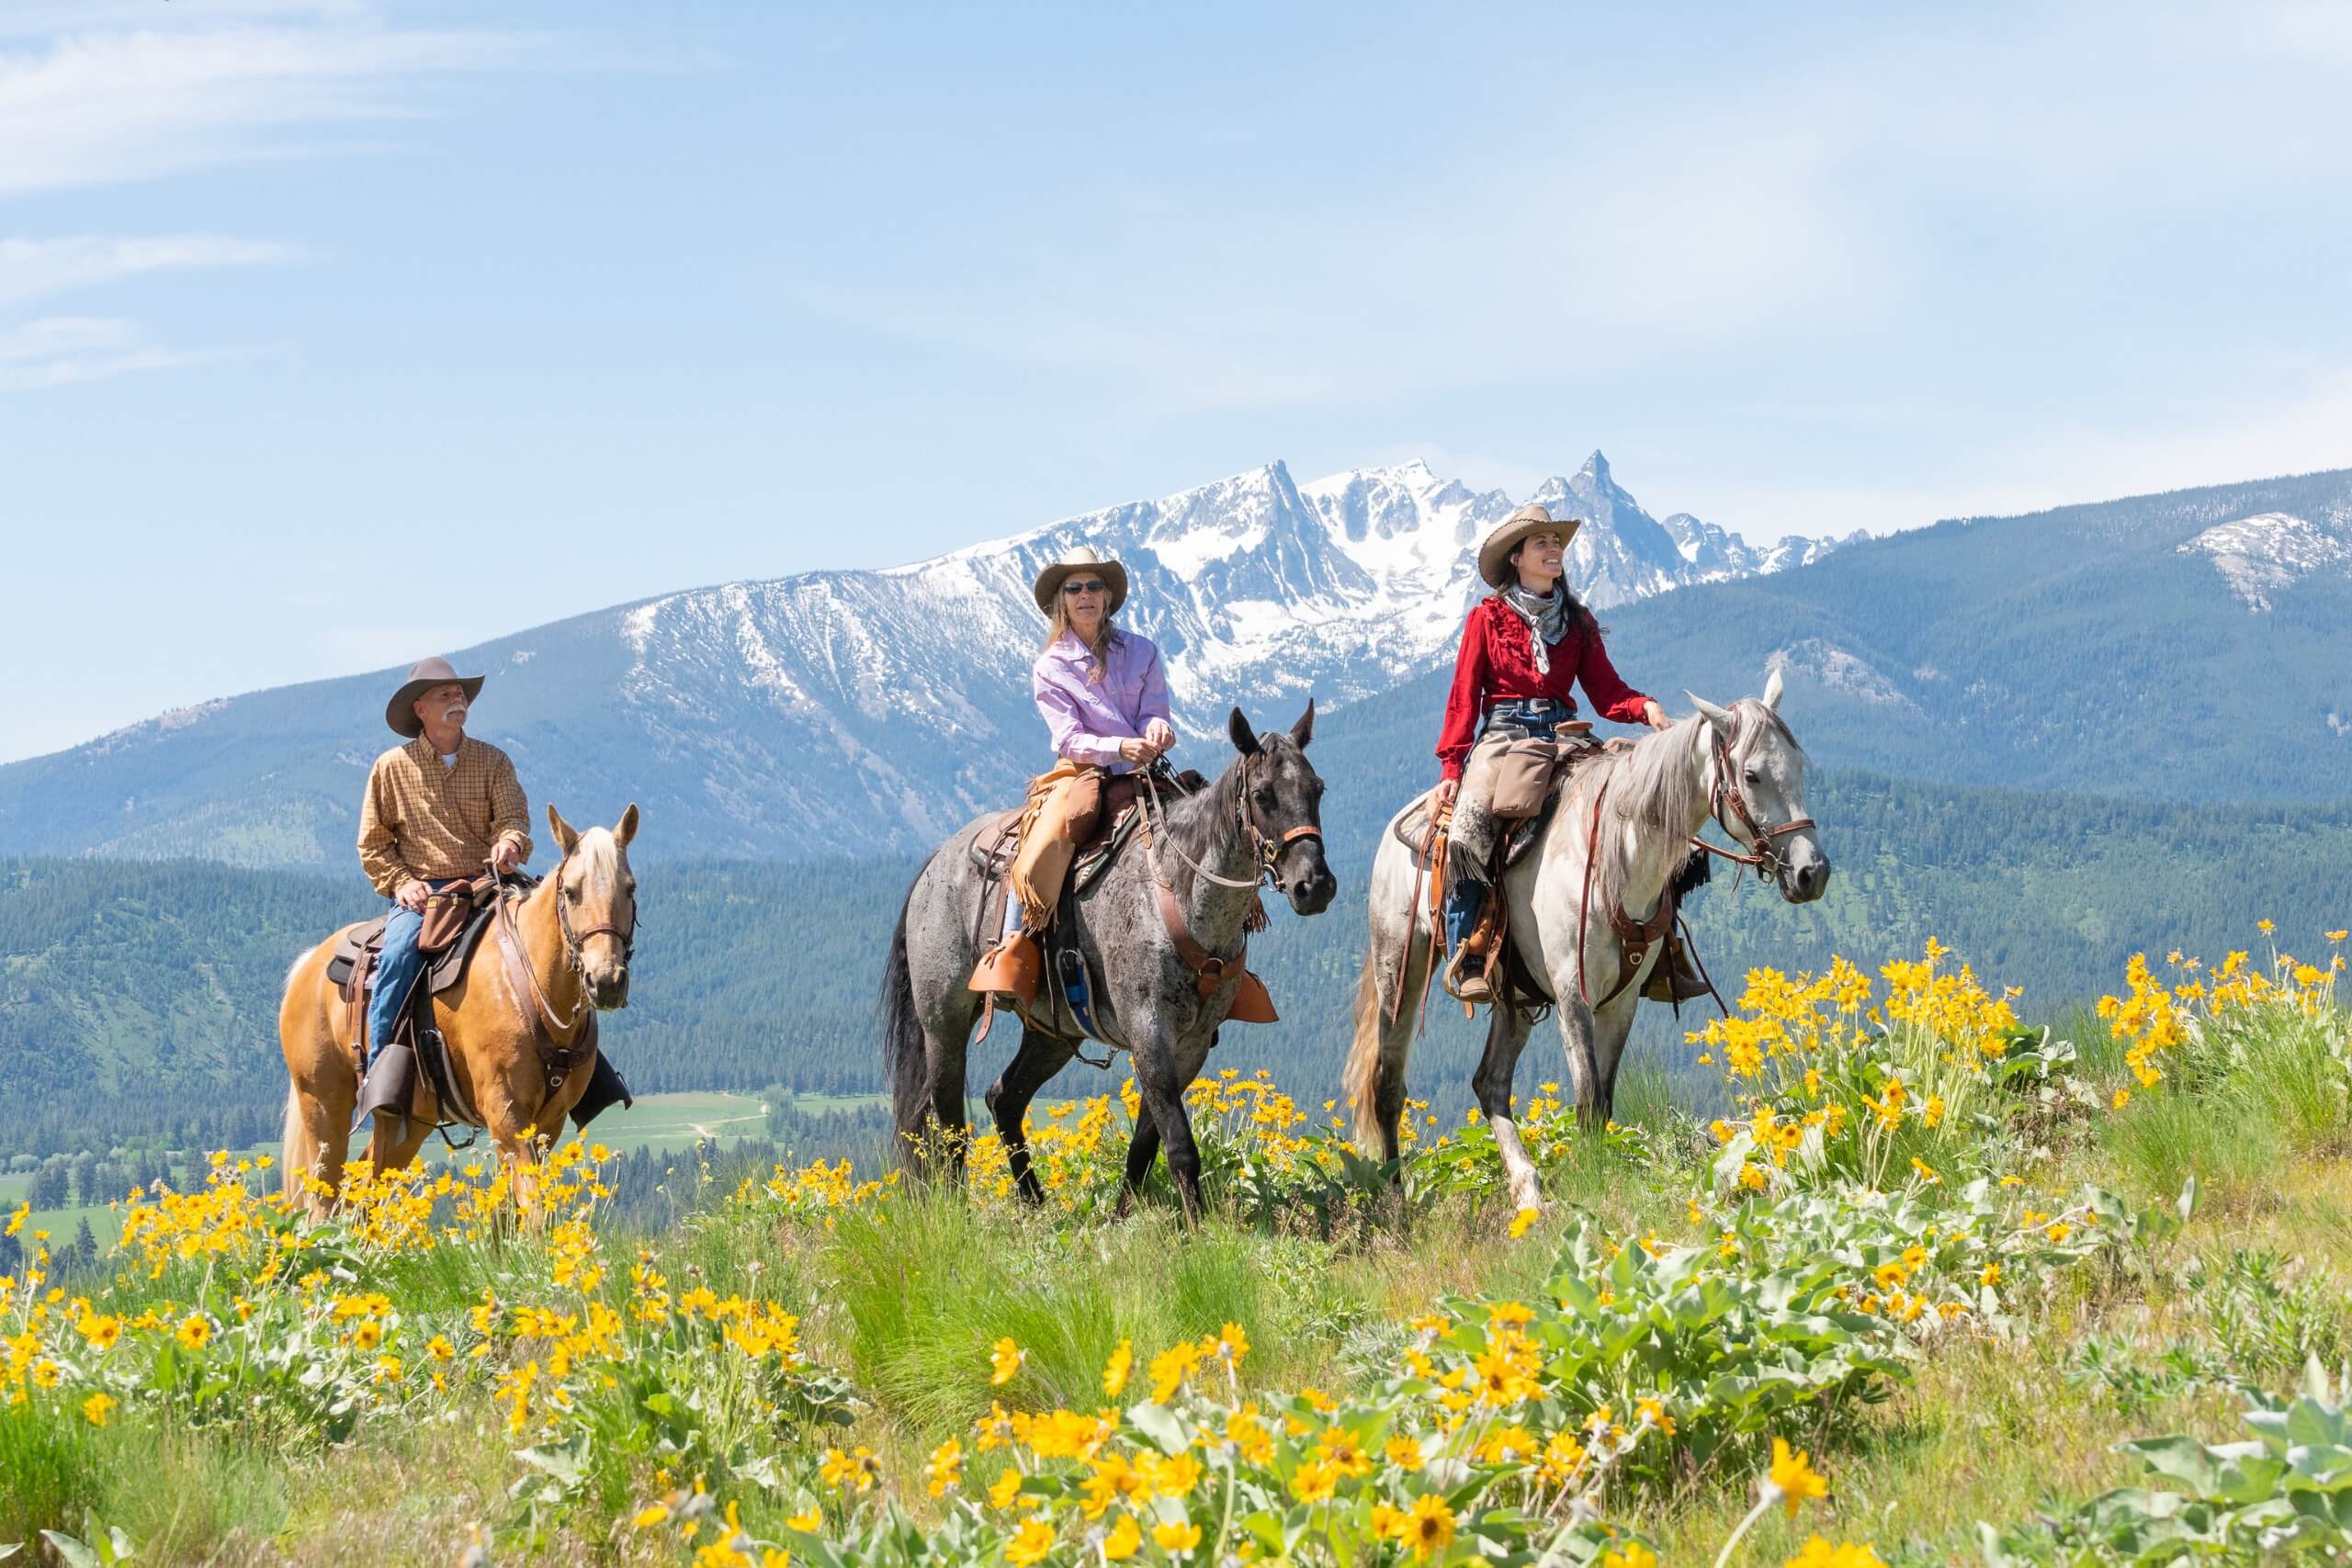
[
  {"xmin": 1477, "ymin": 503, "xmax": 1584, "ymax": 590},
  {"xmin": 384, "ymin": 656, "xmax": 486, "ymax": 739},
  {"xmin": 1031, "ymin": 545, "xmax": 1129, "ymax": 616}
]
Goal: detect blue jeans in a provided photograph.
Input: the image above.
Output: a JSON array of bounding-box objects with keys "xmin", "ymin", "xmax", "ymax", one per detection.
[
  {"xmin": 366, "ymin": 878, "xmax": 463, "ymax": 1067},
  {"xmin": 1442, "ymin": 702, "xmax": 1574, "ymax": 953}
]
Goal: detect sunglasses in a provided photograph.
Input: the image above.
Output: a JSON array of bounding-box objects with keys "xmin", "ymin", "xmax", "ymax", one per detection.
[{"xmin": 1062, "ymin": 578, "xmax": 1108, "ymax": 595}]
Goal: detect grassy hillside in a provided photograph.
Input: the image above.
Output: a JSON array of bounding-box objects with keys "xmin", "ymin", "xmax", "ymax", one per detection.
[{"xmin": 2, "ymin": 930, "xmax": 2346, "ymax": 1564}]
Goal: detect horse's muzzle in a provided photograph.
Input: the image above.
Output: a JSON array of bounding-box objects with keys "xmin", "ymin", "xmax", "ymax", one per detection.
[
  {"xmin": 1283, "ymin": 843, "xmax": 1339, "ymax": 916},
  {"xmin": 1779, "ymin": 852, "xmax": 1831, "ymax": 905},
  {"xmin": 588, "ymin": 967, "xmax": 631, "ymax": 1010}
]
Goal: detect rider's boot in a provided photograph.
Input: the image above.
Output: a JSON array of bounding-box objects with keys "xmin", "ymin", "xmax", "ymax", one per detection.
[
  {"xmin": 1440, "ymin": 879, "xmax": 1494, "ymax": 1005},
  {"xmin": 1643, "ymin": 932, "xmax": 1713, "ymax": 1004}
]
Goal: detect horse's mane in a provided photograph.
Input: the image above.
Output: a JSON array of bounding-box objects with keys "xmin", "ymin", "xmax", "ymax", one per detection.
[{"xmin": 1556, "ymin": 716, "xmax": 1712, "ymax": 919}]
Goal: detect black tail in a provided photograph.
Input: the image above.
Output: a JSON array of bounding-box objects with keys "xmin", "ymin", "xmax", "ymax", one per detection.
[{"xmin": 881, "ymin": 871, "xmax": 928, "ymax": 1161}]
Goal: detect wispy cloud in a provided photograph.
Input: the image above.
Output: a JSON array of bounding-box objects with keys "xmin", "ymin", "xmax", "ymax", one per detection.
[
  {"xmin": 0, "ymin": 234, "xmax": 296, "ymax": 308},
  {"xmin": 0, "ymin": 15, "xmax": 540, "ymax": 197},
  {"xmin": 0, "ymin": 316, "xmax": 214, "ymax": 391}
]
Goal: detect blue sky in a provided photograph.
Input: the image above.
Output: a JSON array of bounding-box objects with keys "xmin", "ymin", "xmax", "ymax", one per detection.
[{"xmin": 5, "ymin": 1, "xmax": 2350, "ymax": 761}]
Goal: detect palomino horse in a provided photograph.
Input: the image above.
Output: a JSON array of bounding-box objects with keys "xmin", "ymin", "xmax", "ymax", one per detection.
[
  {"xmin": 1345, "ymin": 672, "xmax": 1828, "ymax": 1212},
  {"xmin": 277, "ymin": 803, "xmax": 639, "ymax": 1220},
  {"xmin": 884, "ymin": 705, "xmax": 1338, "ymax": 1222}
]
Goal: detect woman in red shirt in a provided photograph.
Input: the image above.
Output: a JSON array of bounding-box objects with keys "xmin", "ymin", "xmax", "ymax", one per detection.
[{"xmin": 1434, "ymin": 503, "xmax": 1671, "ymax": 1001}]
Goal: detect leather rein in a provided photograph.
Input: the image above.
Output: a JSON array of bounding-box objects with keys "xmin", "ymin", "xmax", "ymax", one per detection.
[
  {"xmin": 1573, "ymin": 705, "xmax": 1810, "ymax": 1010},
  {"xmin": 492, "ymin": 860, "xmax": 638, "ymax": 1085},
  {"xmin": 1139, "ymin": 753, "xmax": 1323, "ymax": 999},
  {"xmin": 1690, "ymin": 706, "xmax": 1816, "ymax": 881}
]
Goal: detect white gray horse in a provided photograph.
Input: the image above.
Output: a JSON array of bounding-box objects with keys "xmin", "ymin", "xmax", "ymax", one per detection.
[
  {"xmin": 1344, "ymin": 672, "xmax": 1829, "ymax": 1212},
  {"xmin": 883, "ymin": 705, "xmax": 1337, "ymax": 1222}
]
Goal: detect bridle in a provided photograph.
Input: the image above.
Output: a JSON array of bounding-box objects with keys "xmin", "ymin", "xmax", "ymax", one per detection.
[
  {"xmin": 492, "ymin": 855, "xmax": 639, "ymax": 1044},
  {"xmin": 1140, "ymin": 750, "xmax": 1325, "ymax": 898},
  {"xmin": 1690, "ymin": 704, "xmax": 1815, "ymax": 882}
]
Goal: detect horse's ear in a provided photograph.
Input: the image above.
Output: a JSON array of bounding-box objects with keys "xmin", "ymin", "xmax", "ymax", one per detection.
[
  {"xmin": 1289, "ymin": 698, "xmax": 1316, "ymax": 749},
  {"xmin": 1684, "ymin": 691, "xmax": 1736, "ymax": 733},
  {"xmin": 1762, "ymin": 666, "xmax": 1785, "ymax": 712},
  {"xmin": 548, "ymin": 804, "xmax": 580, "ymax": 856},
  {"xmin": 1228, "ymin": 706, "xmax": 1261, "ymax": 756},
  {"xmin": 615, "ymin": 802, "xmax": 639, "ymax": 848}
]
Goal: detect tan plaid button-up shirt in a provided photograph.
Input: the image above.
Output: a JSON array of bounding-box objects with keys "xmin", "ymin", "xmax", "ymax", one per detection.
[{"xmin": 356, "ymin": 735, "xmax": 534, "ymax": 897}]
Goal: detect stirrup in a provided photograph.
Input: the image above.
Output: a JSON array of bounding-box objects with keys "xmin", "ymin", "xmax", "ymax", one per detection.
[
  {"xmin": 967, "ymin": 931, "xmax": 1043, "ymax": 1009},
  {"xmin": 1442, "ymin": 944, "xmax": 1493, "ymax": 1005}
]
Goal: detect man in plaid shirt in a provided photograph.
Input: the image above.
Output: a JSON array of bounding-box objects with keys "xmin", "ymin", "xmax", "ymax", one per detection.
[{"xmin": 355, "ymin": 655, "xmax": 533, "ymax": 1064}]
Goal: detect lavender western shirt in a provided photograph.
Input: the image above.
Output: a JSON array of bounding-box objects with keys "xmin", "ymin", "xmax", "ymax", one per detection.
[{"xmin": 1034, "ymin": 629, "xmax": 1173, "ymax": 774}]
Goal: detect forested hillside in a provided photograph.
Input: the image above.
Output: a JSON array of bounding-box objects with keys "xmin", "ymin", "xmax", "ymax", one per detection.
[{"xmin": 8, "ymin": 759, "xmax": 2350, "ymax": 1159}]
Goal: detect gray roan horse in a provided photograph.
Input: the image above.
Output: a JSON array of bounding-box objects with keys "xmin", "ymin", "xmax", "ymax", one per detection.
[
  {"xmin": 1344, "ymin": 671, "xmax": 1829, "ymax": 1213},
  {"xmin": 884, "ymin": 705, "xmax": 1338, "ymax": 1222}
]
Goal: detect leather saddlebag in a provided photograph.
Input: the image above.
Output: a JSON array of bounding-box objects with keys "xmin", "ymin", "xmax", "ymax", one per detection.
[
  {"xmin": 1488, "ymin": 737, "xmax": 1563, "ymax": 819},
  {"xmin": 415, "ymin": 881, "xmax": 477, "ymax": 955}
]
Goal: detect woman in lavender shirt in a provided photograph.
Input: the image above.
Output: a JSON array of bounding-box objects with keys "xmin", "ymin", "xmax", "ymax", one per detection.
[{"xmin": 968, "ymin": 546, "xmax": 1177, "ymax": 1000}]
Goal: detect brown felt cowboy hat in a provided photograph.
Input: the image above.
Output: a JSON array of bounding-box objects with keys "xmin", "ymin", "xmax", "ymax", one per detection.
[
  {"xmin": 384, "ymin": 656, "xmax": 486, "ymax": 738},
  {"xmin": 1031, "ymin": 546, "xmax": 1129, "ymax": 616},
  {"xmin": 1476, "ymin": 503, "xmax": 1583, "ymax": 590}
]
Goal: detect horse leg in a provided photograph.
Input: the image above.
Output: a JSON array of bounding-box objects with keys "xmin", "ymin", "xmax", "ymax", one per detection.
[
  {"xmin": 986, "ymin": 1027, "xmax": 1076, "ymax": 1205},
  {"xmin": 1471, "ymin": 1004, "xmax": 1546, "ymax": 1213},
  {"xmin": 288, "ymin": 1081, "xmax": 352, "ymax": 1224},
  {"xmin": 1129, "ymin": 1032, "xmax": 1204, "ymax": 1224},
  {"xmin": 1116, "ymin": 1117, "xmax": 1164, "ymax": 1216},
  {"xmin": 1592, "ymin": 996, "xmax": 1641, "ymax": 1123}
]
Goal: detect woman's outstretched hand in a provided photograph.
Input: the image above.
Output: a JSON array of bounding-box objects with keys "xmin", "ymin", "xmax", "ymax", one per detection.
[{"xmin": 1643, "ymin": 700, "xmax": 1672, "ymax": 731}]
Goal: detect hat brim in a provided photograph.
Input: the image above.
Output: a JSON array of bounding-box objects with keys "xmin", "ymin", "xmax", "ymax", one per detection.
[
  {"xmin": 1033, "ymin": 559, "xmax": 1129, "ymax": 617},
  {"xmin": 386, "ymin": 673, "xmax": 486, "ymax": 738},
  {"xmin": 1477, "ymin": 515, "xmax": 1582, "ymax": 589}
]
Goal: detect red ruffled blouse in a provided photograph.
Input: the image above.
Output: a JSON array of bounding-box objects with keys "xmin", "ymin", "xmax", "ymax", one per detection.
[{"xmin": 1435, "ymin": 596, "xmax": 1656, "ymax": 780}]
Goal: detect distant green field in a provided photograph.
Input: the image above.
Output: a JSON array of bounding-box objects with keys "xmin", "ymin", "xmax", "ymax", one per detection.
[{"xmin": 0, "ymin": 1091, "xmax": 850, "ymax": 1259}]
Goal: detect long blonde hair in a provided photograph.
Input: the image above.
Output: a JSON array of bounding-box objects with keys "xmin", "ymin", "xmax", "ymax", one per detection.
[{"xmin": 1040, "ymin": 603, "xmax": 1120, "ymax": 682}]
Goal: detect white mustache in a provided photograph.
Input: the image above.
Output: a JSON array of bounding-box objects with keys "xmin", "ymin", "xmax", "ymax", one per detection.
[{"xmin": 441, "ymin": 705, "xmax": 468, "ymax": 720}]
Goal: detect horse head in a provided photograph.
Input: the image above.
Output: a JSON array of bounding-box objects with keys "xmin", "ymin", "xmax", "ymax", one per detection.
[
  {"xmin": 1685, "ymin": 668, "xmax": 1830, "ymax": 904},
  {"xmin": 546, "ymin": 801, "xmax": 641, "ymax": 1009},
  {"xmin": 1226, "ymin": 701, "xmax": 1339, "ymax": 917}
]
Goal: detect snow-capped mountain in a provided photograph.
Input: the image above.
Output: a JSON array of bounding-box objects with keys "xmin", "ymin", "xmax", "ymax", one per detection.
[{"xmin": 0, "ymin": 451, "xmax": 1842, "ymax": 862}]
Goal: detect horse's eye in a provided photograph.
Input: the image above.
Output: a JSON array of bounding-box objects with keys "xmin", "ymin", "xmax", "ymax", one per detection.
[
  {"xmin": 564, "ymin": 886, "xmax": 581, "ymax": 901},
  {"xmin": 1744, "ymin": 769, "xmax": 1761, "ymax": 786}
]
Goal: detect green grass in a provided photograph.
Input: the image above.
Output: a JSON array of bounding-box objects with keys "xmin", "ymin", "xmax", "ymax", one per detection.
[{"xmin": 5, "ymin": 978, "xmax": 2348, "ymax": 1566}]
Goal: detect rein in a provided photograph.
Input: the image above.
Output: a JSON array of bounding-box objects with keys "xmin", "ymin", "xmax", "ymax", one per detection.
[
  {"xmin": 1138, "ymin": 759, "xmax": 1324, "ymax": 897},
  {"xmin": 1137, "ymin": 749, "xmax": 1323, "ymax": 999},
  {"xmin": 492, "ymin": 858, "xmax": 639, "ymax": 1069},
  {"xmin": 1690, "ymin": 709, "xmax": 1815, "ymax": 880}
]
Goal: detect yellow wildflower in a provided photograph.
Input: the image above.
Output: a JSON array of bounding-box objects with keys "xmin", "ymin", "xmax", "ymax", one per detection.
[
  {"xmin": 1102, "ymin": 1339, "xmax": 1133, "ymax": 1398},
  {"xmin": 989, "ymin": 1337, "xmax": 1025, "ymax": 1386},
  {"xmin": 1769, "ymin": 1437, "xmax": 1828, "ymax": 1516},
  {"xmin": 1005, "ymin": 1517, "xmax": 1056, "ymax": 1566},
  {"xmin": 1152, "ymin": 1518, "xmax": 1202, "ymax": 1555}
]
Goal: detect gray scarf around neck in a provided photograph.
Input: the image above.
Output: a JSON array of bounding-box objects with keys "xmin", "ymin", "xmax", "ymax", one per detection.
[{"xmin": 1499, "ymin": 583, "xmax": 1572, "ymax": 674}]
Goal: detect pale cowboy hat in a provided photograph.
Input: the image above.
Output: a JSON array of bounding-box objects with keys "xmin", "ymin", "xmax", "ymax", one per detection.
[
  {"xmin": 1476, "ymin": 503, "xmax": 1584, "ymax": 590},
  {"xmin": 384, "ymin": 656, "xmax": 486, "ymax": 739},
  {"xmin": 1031, "ymin": 545, "xmax": 1130, "ymax": 617}
]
